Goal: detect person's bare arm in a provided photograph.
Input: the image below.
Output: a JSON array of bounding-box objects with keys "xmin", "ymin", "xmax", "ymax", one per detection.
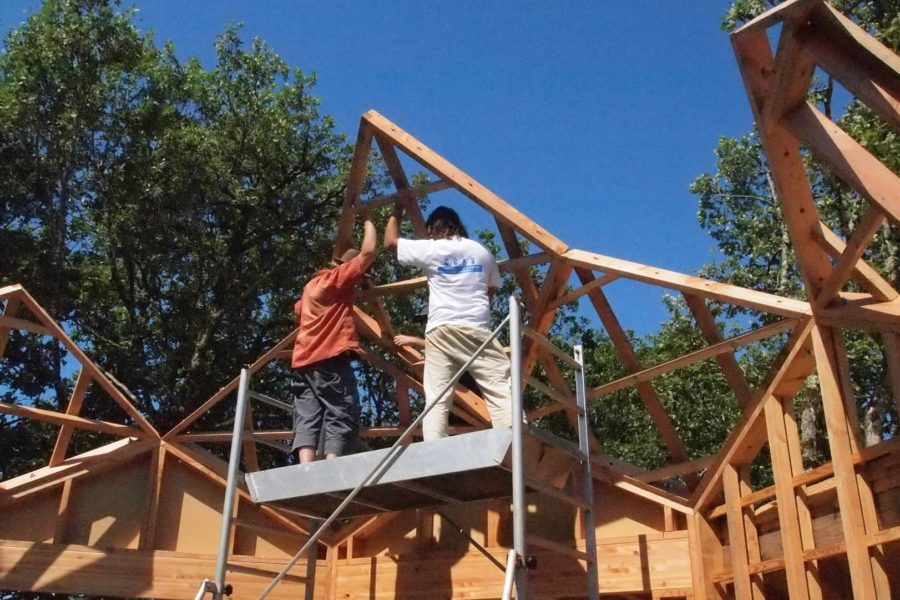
[
  {"xmin": 358, "ymin": 213, "xmax": 377, "ymax": 271},
  {"xmin": 393, "ymin": 334, "xmax": 425, "ymax": 349},
  {"xmin": 384, "ymin": 205, "xmax": 403, "ymax": 254}
]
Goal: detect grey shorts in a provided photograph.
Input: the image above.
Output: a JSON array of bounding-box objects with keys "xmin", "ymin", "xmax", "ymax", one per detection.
[{"xmin": 292, "ymin": 354, "xmax": 360, "ymax": 456}]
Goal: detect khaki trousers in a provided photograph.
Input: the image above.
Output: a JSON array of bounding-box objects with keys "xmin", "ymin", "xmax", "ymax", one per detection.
[{"xmin": 423, "ymin": 324, "xmax": 512, "ymax": 440}]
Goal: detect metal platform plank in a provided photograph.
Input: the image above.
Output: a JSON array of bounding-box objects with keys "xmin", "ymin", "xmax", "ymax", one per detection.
[{"xmin": 245, "ymin": 427, "xmax": 580, "ymax": 517}]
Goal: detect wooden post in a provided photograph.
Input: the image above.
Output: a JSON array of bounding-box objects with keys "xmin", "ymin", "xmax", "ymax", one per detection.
[
  {"xmin": 811, "ymin": 325, "xmax": 879, "ymax": 599},
  {"xmin": 688, "ymin": 511, "xmax": 723, "ymax": 600},
  {"xmin": 53, "ymin": 478, "xmax": 73, "ymax": 545},
  {"xmin": 0, "ymin": 295, "xmax": 22, "ymax": 359},
  {"xmin": 723, "ymin": 463, "xmax": 754, "ymax": 598},
  {"xmin": 764, "ymin": 395, "xmax": 812, "ymax": 600},
  {"xmin": 139, "ymin": 445, "xmax": 166, "ymax": 550},
  {"xmin": 49, "ymin": 369, "xmax": 92, "ymax": 466}
]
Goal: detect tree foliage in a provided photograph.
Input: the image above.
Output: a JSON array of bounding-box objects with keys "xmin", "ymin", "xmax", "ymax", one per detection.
[{"xmin": 0, "ymin": 0, "xmax": 359, "ymax": 476}]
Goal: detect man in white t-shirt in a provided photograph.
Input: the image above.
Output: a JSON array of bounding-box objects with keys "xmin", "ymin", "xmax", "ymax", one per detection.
[{"xmin": 385, "ymin": 205, "xmax": 512, "ymax": 440}]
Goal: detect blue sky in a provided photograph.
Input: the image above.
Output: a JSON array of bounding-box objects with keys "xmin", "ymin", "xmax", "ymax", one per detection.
[{"xmin": 0, "ymin": 1, "xmax": 757, "ymax": 335}]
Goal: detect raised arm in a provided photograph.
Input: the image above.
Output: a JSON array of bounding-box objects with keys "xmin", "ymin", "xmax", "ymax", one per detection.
[
  {"xmin": 384, "ymin": 205, "xmax": 403, "ymax": 254},
  {"xmin": 358, "ymin": 213, "xmax": 377, "ymax": 271}
]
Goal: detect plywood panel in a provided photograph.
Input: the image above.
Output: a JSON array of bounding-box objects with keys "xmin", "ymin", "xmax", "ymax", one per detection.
[
  {"xmin": 155, "ymin": 457, "xmax": 228, "ymax": 554},
  {"xmin": 0, "ymin": 490, "xmax": 59, "ymax": 543},
  {"xmin": 233, "ymin": 497, "xmax": 308, "ymax": 559},
  {"xmin": 60, "ymin": 461, "xmax": 146, "ymax": 550}
]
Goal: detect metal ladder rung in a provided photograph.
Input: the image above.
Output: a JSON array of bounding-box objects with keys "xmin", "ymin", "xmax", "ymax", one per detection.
[
  {"xmin": 526, "ymin": 424, "xmax": 587, "ymax": 461},
  {"xmin": 526, "ymin": 534, "xmax": 592, "ymax": 562},
  {"xmin": 524, "ymin": 476, "xmax": 590, "ymax": 510}
]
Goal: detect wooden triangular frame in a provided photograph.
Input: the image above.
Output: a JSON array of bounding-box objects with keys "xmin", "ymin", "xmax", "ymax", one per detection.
[
  {"xmin": 1, "ymin": 1, "xmax": 899, "ymax": 597},
  {"xmin": 0, "ymin": 284, "xmax": 159, "ymax": 466}
]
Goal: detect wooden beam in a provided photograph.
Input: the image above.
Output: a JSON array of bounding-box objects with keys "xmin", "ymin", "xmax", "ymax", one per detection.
[
  {"xmin": 373, "ymin": 134, "xmax": 429, "ymax": 238},
  {"xmin": 732, "ymin": 28, "xmax": 834, "ymax": 298},
  {"xmin": 761, "ymin": 19, "xmax": 817, "ymax": 125},
  {"xmin": 0, "ymin": 295, "xmax": 22, "ymax": 359},
  {"xmin": 738, "ymin": 467, "xmax": 767, "ymax": 598},
  {"xmin": 52, "ymin": 478, "xmax": 73, "ymax": 545},
  {"xmin": 687, "ymin": 511, "xmax": 722, "ymax": 600},
  {"xmin": 731, "ymin": 0, "xmax": 819, "ymax": 35},
  {"xmin": 334, "ymin": 118, "xmax": 373, "ymax": 257},
  {"xmin": 764, "ymin": 395, "xmax": 813, "ymax": 599},
  {"xmin": 800, "ymin": 8, "xmax": 900, "ymax": 130},
  {"xmin": 0, "ymin": 314, "xmax": 54, "ymax": 337},
  {"xmin": 812, "ymin": 221, "xmax": 898, "ymax": 302},
  {"xmin": 811, "ymin": 325, "xmax": 879, "ymax": 598},
  {"xmin": 49, "ymin": 369, "xmax": 92, "ymax": 466},
  {"xmin": 634, "ymin": 455, "xmax": 714, "ymax": 484},
  {"xmin": 164, "ymin": 329, "xmax": 297, "ymax": 440},
  {"xmin": 522, "ymin": 327, "xmax": 580, "ymax": 370},
  {"xmin": 14, "ymin": 289, "xmax": 159, "ymax": 438},
  {"xmin": 817, "ymin": 298, "xmax": 900, "ymax": 332},
  {"xmin": 139, "ymin": 446, "xmax": 165, "ymax": 550},
  {"xmin": 364, "ymin": 110, "xmax": 568, "ymax": 255},
  {"xmin": 723, "ymin": 463, "xmax": 755, "ymax": 599},
  {"xmin": 494, "ymin": 219, "xmax": 578, "ymax": 412},
  {"xmin": 813, "ymin": 207, "xmax": 886, "ymax": 308},
  {"xmin": 359, "ymin": 252, "xmax": 551, "ymax": 298},
  {"xmin": 587, "ymin": 318, "xmax": 796, "ymax": 400},
  {"xmin": 691, "ymin": 317, "xmax": 815, "ymax": 511},
  {"xmin": 683, "ymin": 294, "xmax": 754, "ymax": 408},
  {"xmin": 545, "ymin": 273, "xmax": 618, "ymax": 312},
  {"xmin": 813, "ymin": 2, "xmax": 900, "ymax": 95},
  {"xmin": 576, "ymin": 268, "xmax": 690, "ymax": 465},
  {"xmin": 357, "ymin": 180, "xmax": 452, "ymax": 212},
  {"xmin": 0, "ymin": 402, "xmax": 146, "ymax": 438},
  {"xmin": 783, "ymin": 397, "xmax": 824, "ymax": 600},
  {"xmin": 592, "ymin": 460, "xmax": 693, "ymax": 515},
  {"xmin": 524, "ymin": 375, "xmax": 579, "ymax": 413},
  {"xmin": 564, "ymin": 249, "xmax": 811, "ymax": 318},
  {"xmin": 783, "ymin": 102, "xmax": 900, "ymax": 227},
  {"xmin": 0, "ymin": 438, "xmax": 157, "ymax": 507}
]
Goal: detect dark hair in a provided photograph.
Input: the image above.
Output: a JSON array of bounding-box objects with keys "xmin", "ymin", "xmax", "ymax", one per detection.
[{"xmin": 425, "ymin": 206, "xmax": 468, "ymax": 239}]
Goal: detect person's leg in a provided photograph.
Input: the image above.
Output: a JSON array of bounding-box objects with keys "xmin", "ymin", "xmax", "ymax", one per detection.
[
  {"xmin": 422, "ymin": 326, "xmax": 461, "ymax": 440},
  {"xmin": 292, "ymin": 367, "xmax": 323, "ymax": 464},
  {"xmin": 460, "ymin": 328, "xmax": 512, "ymax": 429},
  {"xmin": 317, "ymin": 355, "xmax": 361, "ymax": 458}
]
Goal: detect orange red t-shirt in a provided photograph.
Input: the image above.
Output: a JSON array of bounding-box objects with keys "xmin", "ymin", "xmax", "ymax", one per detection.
[{"xmin": 291, "ymin": 256, "xmax": 365, "ymax": 369}]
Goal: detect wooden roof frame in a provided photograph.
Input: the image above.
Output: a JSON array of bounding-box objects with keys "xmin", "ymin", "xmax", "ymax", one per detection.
[{"xmin": 1, "ymin": 1, "xmax": 899, "ymax": 596}]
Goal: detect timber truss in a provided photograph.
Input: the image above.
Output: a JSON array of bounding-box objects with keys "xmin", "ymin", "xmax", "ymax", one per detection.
[{"xmin": 0, "ymin": 0, "xmax": 898, "ymax": 597}]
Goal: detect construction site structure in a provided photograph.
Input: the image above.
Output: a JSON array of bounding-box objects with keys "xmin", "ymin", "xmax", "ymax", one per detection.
[{"xmin": 1, "ymin": 0, "xmax": 899, "ymax": 597}]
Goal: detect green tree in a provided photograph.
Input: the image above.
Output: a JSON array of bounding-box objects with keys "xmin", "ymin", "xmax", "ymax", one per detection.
[{"xmin": 0, "ymin": 0, "xmax": 367, "ymax": 476}]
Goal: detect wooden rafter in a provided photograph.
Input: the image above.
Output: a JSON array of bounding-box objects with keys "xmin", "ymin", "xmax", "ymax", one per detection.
[
  {"xmin": 364, "ymin": 110, "xmax": 569, "ymax": 255},
  {"xmin": 575, "ymin": 268, "xmax": 691, "ymax": 464},
  {"xmin": 564, "ymin": 249, "xmax": 811, "ymax": 318},
  {"xmin": 0, "ymin": 286, "xmax": 159, "ymax": 438},
  {"xmin": 691, "ymin": 317, "xmax": 815, "ymax": 511},
  {"xmin": 3, "ymin": 6, "xmax": 899, "ymax": 595},
  {"xmin": 586, "ymin": 318, "xmax": 795, "ymax": 401}
]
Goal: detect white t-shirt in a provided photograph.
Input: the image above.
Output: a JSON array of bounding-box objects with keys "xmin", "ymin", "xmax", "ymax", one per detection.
[{"xmin": 397, "ymin": 237, "xmax": 501, "ymax": 332}]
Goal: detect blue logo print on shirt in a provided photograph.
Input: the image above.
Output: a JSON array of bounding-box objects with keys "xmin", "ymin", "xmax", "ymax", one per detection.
[{"xmin": 437, "ymin": 257, "xmax": 483, "ymax": 275}]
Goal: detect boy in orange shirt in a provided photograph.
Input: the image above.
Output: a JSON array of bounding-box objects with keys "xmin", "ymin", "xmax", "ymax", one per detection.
[{"xmin": 291, "ymin": 213, "xmax": 377, "ymax": 463}]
